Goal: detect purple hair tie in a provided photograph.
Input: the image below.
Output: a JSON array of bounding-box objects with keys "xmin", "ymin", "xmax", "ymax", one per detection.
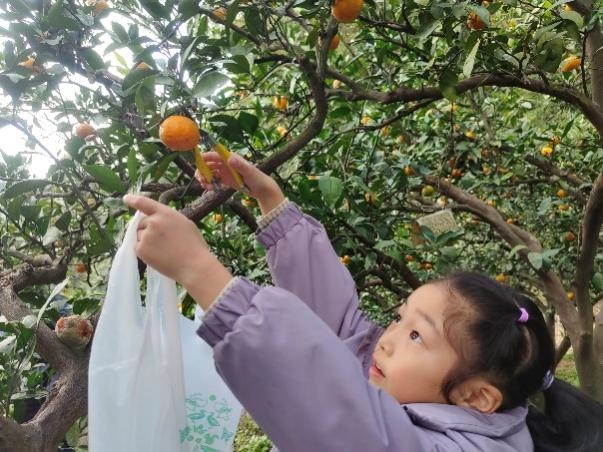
[{"xmin": 517, "ymin": 307, "xmax": 529, "ymax": 323}]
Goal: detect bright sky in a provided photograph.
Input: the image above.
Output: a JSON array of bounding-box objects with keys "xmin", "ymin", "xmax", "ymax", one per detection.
[{"xmin": 0, "ymin": 12, "xmax": 136, "ymax": 177}]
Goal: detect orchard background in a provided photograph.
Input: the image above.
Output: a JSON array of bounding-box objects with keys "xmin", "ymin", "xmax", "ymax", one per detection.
[{"xmin": 1, "ymin": 0, "xmax": 603, "ymax": 450}]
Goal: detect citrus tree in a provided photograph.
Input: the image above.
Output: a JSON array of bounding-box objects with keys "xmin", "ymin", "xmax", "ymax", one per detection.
[{"xmin": 1, "ymin": 0, "xmax": 603, "ymax": 449}]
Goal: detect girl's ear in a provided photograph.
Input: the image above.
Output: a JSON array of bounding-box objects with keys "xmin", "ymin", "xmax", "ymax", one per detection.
[{"xmin": 451, "ymin": 377, "xmax": 503, "ymax": 414}]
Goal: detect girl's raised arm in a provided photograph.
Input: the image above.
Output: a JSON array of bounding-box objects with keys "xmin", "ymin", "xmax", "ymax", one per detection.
[{"xmin": 198, "ymin": 153, "xmax": 372, "ymax": 339}]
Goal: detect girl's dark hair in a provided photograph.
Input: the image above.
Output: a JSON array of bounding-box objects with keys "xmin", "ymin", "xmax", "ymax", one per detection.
[{"xmin": 438, "ymin": 271, "xmax": 603, "ymax": 452}]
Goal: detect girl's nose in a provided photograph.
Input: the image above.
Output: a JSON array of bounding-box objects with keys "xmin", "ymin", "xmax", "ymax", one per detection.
[{"xmin": 378, "ymin": 334, "xmax": 394, "ymax": 355}]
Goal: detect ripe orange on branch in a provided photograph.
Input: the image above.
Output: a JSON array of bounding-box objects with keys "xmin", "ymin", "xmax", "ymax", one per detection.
[
  {"xmin": 74, "ymin": 122, "xmax": 96, "ymax": 139},
  {"xmin": 18, "ymin": 57, "xmax": 35, "ymax": 70},
  {"xmin": 272, "ymin": 96, "xmax": 288, "ymax": 111},
  {"xmin": 331, "ymin": 0, "xmax": 363, "ymax": 22},
  {"xmin": 467, "ymin": 12, "xmax": 486, "ymax": 30},
  {"xmin": 320, "ymin": 34, "xmax": 341, "ymax": 51},
  {"xmin": 213, "ymin": 7, "xmax": 227, "ymax": 20},
  {"xmin": 159, "ymin": 115, "xmax": 200, "ymax": 150},
  {"xmin": 560, "ymin": 56, "xmax": 581, "ymax": 73}
]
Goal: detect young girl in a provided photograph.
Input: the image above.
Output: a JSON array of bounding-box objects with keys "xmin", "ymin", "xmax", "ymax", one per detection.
[{"xmin": 123, "ymin": 154, "xmax": 603, "ymax": 452}]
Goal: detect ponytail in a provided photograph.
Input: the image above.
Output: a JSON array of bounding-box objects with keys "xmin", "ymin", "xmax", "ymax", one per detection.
[{"xmin": 527, "ymin": 379, "xmax": 603, "ymax": 452}]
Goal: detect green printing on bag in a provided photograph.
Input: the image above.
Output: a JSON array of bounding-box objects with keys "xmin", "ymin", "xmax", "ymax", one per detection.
[{"xmin": 180, "ymin": 393, "xmax": 236, "ymax": 451}]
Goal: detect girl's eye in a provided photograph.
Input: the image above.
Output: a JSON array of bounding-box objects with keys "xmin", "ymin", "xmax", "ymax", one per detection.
[
  {"xmin": 410, "ymin": 330, "xmax": 422, "ymax": 342},
  {"xmin": 393, "ymin": 313, "xmax": 402, "ymax": 323}
]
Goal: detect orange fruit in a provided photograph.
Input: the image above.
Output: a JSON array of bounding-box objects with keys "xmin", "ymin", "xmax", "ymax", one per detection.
[
  {"xmin": 332, "ymin": 79, "xmax": 342, "ymax": 89},
  {"xmin": 242, "ymin": 197, "xmax": 255, "ymax": 207},
  {"xmin": 380, "ymin": 125, "xmax": 391, "ymax": 137},
  {"xmin": 18, "ymin": 57, "xmax": 35, "ymax": 70},
  {"xmin": 397, "ymin": 135, "xmax": 406, "ymax": 144},
  {"xmin": 135, "ymin": 62, "xmax": 151, "ymax": 70},
  {"xmin": 486, "ymin": 199, "xmax": 497, "ymax": 207},
  {"xmin": 403, "ymin": 165, "xmax": 414, "ymax": 176},
  {"xmin": 540, "ymin": 145, "xmax": 553, "ymax": 157},
  {"xmin": 564, "ymin": 231, "xmax": 576, "ymax": 242},
  {"xmin": 451, "ymin": 168, "xmax": 463, "ymax": 178},
  {"xmin": 556, "ymin": 188, "xmax": 567, "ymax": 198},
  {"xmin": 321, "ymin": 34, "xmax": 341, "ymax": 50},
  {"xmin": 277, "ymin": 126, "xmax": 288, "ymax": 137},
  {"xmin": 405, "ymin": 254, "xmax": 415, "ymax": 262},
  {"xmin": 560, "ymin": 56, "xmax": 581, "ymax": 72},
  {"xmin": 75, "ymin": 263, "xmax": 87, "ymax": 273},
  {"xmin": 506, "ymin": 218, "xmax": 515, "ymax": 224},
  {"xmin": 558, "ymin": 203, "xmax": 570, "ymax": 211},
  {"xmin": 159, "ymin": 115, "xmax": 200, "ymax": 151},
  {"xmin": 272, "ymin": 96, "xmax": 288, "ymax": 111},
  {"xmin": 495, "ymin": 273, "xmax": 508, "ymax": 283},
  {"xmin": 212, "ymin": 213, "xmax": 223, "ymax": 223},
  {"xmin": 340, "ymin": 255, "xmax": 351, "ymax": 265},
  {"xmin": 93, "ymin": 0, "xmax": 108, "ymax": 15},
  {"xmin": 361, "ymin": 116, "xmax": 371, "ymax": 125},
  {"xmin": 464, "ymin": 130, "xmax": 476, "ymax": 140},
  {"xmin": 420, "ymin": 262, "xmax": 433, "ymax": 270},
  {"xmin": 567, "ymin": 291, "xmax": 575, "ymax": 301},
  {"xmin": 421, "ymin": 185, "xmax": 435, "ymax": 197},
  {"xmin": 213, "ymin": 7, "xmax": 227, "ymax": 20},
  {"xmin": 563, "ymin": 4, "xmax": 572, "ymax": 11},
  {"xmin": 467, "ymin": 12, "xmax": 486, "ymax": 30},
  {"xmin": 331, "ymin": 0, "xmax": 363, "ymax": 22},
  {"xmin": 329, "ymin": 34, "xmax": 341, "ymax": 50},
  {"xmin": 74, "ymin": 122, "xmax": 96, "ymax": 139}
]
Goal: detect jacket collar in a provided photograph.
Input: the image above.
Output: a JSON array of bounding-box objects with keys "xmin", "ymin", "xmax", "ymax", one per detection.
[{"xmin": 403, "ymin": 403, "xmax": 528, "ymax": 438}]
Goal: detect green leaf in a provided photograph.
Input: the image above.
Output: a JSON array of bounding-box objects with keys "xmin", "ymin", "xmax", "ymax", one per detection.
[
  {"xmin": 127, "ymin": 148, "xmax": 138, "ymax": 183},
  {"xmin": 112, "ymin": 21, "xmax": 129, "ymax": 43},
  {"xmin": 508, "ymin": 244, "xmax": 527, "ymax": 258},
  {"xmin": 1, "ymin": 179, "xmax": 49, "ymax": 199},
  {"xmin": 178, "ymin": 0, "xmax": 199, "ymax": 19},
  {"xmin": 81, "ymin": 48, "xmax": 107, "ymax": 71},
  {"xmin": 20, "ymin": 205, "xmax": 41, "ymax": 222},
  {"xmin": 592, "ymin": 272, "xmax": 603, "ymax": 291},
  {"xmin": 122, "ymin": 68, "xmax": 158, "ymax": 94},
  {"xmin": 55, "ymin": 211, "xmax": 72, "ymax": 231},
  {"xmin": 139, "ymin": 0, "xmax": 169, "ymax": 19},
  {"xmin": 193, "ymin": 72, "xmax": 230, "ymax": 99},
  {"xmin": 318, "ymin": 176, "xmax": 343, "ymax": 206},
  {"xmin": 439, "ymin": 69, "xmax": 458, "ymax": 101},
  {"xmin": 560, "ymin": 10, "xmax": 583, "ymax": 29},
  {"xmin": 463, "ymin": 40, "xmax": 480, "ymax": 78},
  {"xmin": 238, "ymin": 112, "xmax": 258, "ymax": 134},
  {"xmin": 47, "ymin": 0, "xmax": 80, "ymax": 30},
  {"xmin": 244, "ymin": 8, "xmax": 264, "ymax": 36},
  {"xmin": 527, "ymin": 252, "xmax": 543, "ymax": 270},
  {"xmin": 83, "ymin": 164, "xmax": 126, "ymax": 193}
]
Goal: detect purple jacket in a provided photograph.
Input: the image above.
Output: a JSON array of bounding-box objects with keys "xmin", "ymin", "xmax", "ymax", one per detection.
[{"xmin": 198, "ymin": 203, "xmax": 533, "ymax": 451}]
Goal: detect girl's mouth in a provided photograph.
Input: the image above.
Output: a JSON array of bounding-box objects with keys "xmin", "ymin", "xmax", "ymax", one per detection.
[{"xmin": 369, "ymin": 360, "xmax": 385, "ymax": 379}]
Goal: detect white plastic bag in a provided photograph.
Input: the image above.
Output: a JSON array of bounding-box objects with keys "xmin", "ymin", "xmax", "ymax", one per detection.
[
  {"xmin": 89, "ymin": 212, "xmax": 243, "ymax": 451},
  {"xmin": 180, "ymin": 313, "xmax": 243, "ymax": 449}
]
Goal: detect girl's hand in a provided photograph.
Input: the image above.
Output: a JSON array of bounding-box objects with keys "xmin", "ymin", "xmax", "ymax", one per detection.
[
  {"xmin": 123, "ymin": 194, "xmax": 232, "ymax": 310},
  {"xmin": 196, "ymin": 152, "xmax": 285, "ymax": 215}
]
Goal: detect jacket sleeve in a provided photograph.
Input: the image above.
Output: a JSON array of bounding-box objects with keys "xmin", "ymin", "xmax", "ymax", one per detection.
[
  {"xmin": 198, "ymin": 278, "xmax": 428, "ymax": 452},
  {"xmin": 256, "ymin": 202, "xmax": 373, "ymax": 340}
]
